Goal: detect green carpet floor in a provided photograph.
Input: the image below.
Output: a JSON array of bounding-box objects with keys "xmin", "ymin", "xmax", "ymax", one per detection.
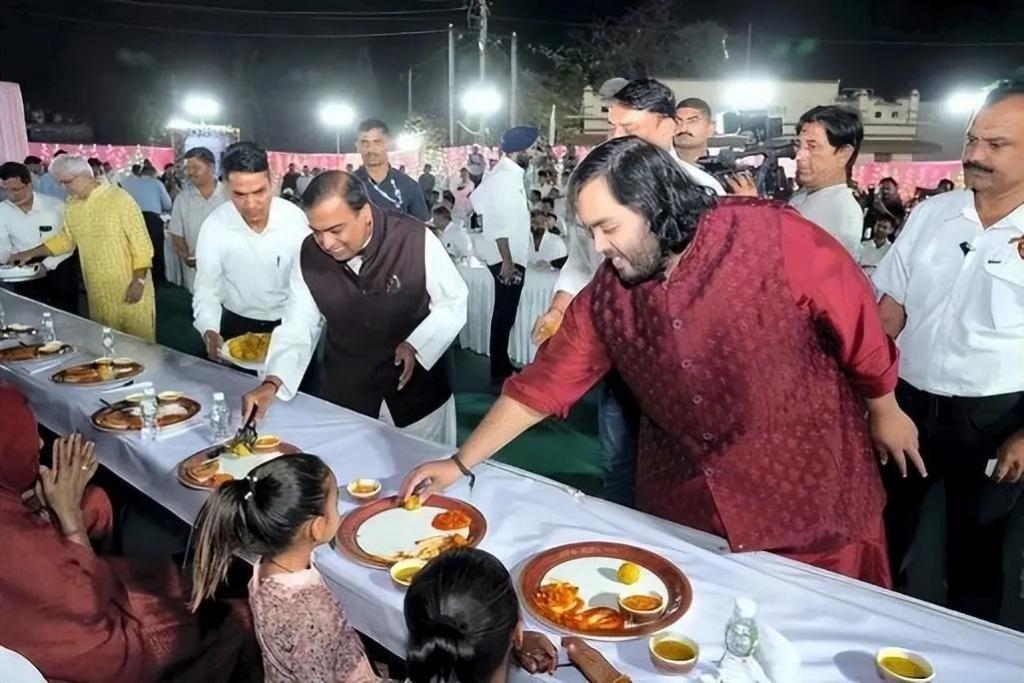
[{"xmin": 154, "ymin": 282, "xmax": 605, "ymax": 496}]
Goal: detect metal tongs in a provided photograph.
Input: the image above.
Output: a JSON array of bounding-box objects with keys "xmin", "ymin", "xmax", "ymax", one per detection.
[{"xmin": 227, "ymin": 404, "xmax": 259, "ymax": 451}]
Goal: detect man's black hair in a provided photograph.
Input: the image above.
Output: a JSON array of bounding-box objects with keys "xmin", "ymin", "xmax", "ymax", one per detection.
[
  {"xmin": 358, "ymin": 119, "xmax": 390, "ymax": 136},
  {"xmin": 221, "ymin": 141, "xmax": 269, "ymax": 177},
  {"xmin": 676, "ymin": 97, "xmax": 712, "ymax": 119},
  {"xmin": 183, "ymin": 146, "xmax": 216, "ymax": 166},
  {"xmin": 568, "ymin": 136, "xmax": 716, "ymax": 256},
  {"xmin": 796, "ymin": 105, "xmax": 864, "ymax": 176},
  {"xmin": 612, "ymin": 78, "xmax": 677, "ymax": 119},
  {"xmin": 0, "ymin": 162, "xmax": 32, "ymax": 184}
]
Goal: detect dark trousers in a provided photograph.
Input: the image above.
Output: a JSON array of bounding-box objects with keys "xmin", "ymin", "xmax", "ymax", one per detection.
[
  {"xmin": 487, "ymin": 262, "xmax": 525, "ymax": 383},
  {"xmin": 142, "ymin": 212, "xmax": 166, "ymax": 284},
  {"xmin": 598, "ymin": 373, "xmax": 641, "ymax": 507},
  {"xmin": 884, "ymin": 379, "xmax": 1024, "ymax": 624},
  {"xmin": 9, "ymin": 255, "xmax": 79, "ymax": 315}
]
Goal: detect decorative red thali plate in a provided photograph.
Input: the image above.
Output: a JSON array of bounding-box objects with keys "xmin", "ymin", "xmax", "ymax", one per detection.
[
  {"xmin": 520, "ymin": 541, "xmax": 692, "ymax": 640},
  {"xmin": 336, "ymin": 495, "xmax": 487, "ymax": 569}
]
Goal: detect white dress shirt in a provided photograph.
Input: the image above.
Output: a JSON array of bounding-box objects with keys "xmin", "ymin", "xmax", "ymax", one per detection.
[
  {"xmin": 167, "ymin": 181, "xmax": 228, "ymax": 291},
  {"xmin": 788, "ymin": 183, "xmax": 865, "ymax": 258},
  {"xmin": 263, "ymin": 227, "xmax": 468, "ymax": 400},
  {"xmin": 553, "ymin": 150, "xmax": 724, "ymax": 297},
  {"xmin": 528, "ymin": 230, "xmax": 569, "ymax": 267},
  {"xmin": 192, "ymin": 197, "xmax": 310, "ymax": 335},
  {"xmin": 0, "ymin": 192, "xmax": 71, "ymax": 271},
  {"xmin": 858, "ymin": 240, "xmax": 891, "ymax": 272},
  {"xmin": 873, "ymin": 189, "xmax": 1024, "ymax": 397},
  {"xmin": 437, "ymin": 219, "xmax": 475, "ymax": 259},
  {"xmin": 470, "ymin": 156, "xmax": 530, "ymax": 267}
]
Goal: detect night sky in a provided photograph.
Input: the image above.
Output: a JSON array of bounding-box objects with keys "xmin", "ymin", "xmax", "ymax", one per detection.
[{"xmin": 2, "ymin": 0, "xmax": 1023, "ymax": 150}]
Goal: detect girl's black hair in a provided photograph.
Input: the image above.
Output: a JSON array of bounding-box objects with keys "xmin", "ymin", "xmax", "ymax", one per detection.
[
  {"xmin": 404, "ymin": 548, "xmax": 519, "ymax": 683},
  {"xmin": 188, "ymin": 453, "xmax": 331, "ymax": 610}
]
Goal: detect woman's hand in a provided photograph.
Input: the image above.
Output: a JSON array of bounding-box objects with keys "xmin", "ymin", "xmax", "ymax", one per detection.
[{"xmin": 39, "ymin": 434, "xmax": 98, "ymax": 536}]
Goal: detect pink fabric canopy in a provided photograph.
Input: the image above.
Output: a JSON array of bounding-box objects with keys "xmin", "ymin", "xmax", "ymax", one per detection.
[{"xmin": 0, "ymin": 83, "xmax": 29, "ymax": 164}]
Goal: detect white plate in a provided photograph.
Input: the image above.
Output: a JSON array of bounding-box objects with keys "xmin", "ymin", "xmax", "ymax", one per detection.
[
  {"xmin": 355, "ymin": 505, "xmax": 470, "ymax": 561},
  {"xmin": 540, "ymin": 556, "xmax": 669, "ymax": 613},
  {"xmin": 216, "ymin": 449, "xmax": 288, "ymax": 479},
  {"xmin": 219, "ymin": 342, "xmax": 264, "ymax": 371},
  {"xmin": 0, "ymin": 265, "xmax": 43, "ymax": 282}
]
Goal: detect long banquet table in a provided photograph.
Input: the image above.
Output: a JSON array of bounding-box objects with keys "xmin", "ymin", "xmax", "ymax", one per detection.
[{"xmin": 2, "ymin": 290, "xmax": 1022, "ymax": 682}]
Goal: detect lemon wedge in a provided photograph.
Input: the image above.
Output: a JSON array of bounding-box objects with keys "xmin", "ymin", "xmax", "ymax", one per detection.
[{"xmin": 617, "ymin": 562, "xmax": 641, "ymax": 585}]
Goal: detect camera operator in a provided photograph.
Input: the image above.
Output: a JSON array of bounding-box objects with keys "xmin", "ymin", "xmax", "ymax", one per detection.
[{"xmin": 787, "ymin": 106, "xmax": 866, "ymax": 258}]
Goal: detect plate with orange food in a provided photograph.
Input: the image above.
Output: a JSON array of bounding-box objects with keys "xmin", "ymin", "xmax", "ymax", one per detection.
[
  {"xmin": 520, "ymin": 541, "xmax": 692, "ymax": 640},
  {"xmin": 336, "ymin": 494, "xmax": 487, "ymax": 568},
  {"xmin": 176, "ymin": 435, "xmax": 300, "ymax": 490},
  {"xmin": 51, "ymin": 357, "xmax": 144, "ymax": 386}
]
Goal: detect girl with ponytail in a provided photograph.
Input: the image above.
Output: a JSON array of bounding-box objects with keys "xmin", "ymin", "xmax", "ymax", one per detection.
[
  {"xmin": 404, "ymin": 547, "xmax": 630, "ymax": 683},
  {"xmin": 190, "ymin": 453, "xmax": 379, "ymax": 682}
]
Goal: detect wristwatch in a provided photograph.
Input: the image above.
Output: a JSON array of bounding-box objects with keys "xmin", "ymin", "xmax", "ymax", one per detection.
[{"xmin": 132, "ymin": 276, "xmax": 145, "ymax": 285}]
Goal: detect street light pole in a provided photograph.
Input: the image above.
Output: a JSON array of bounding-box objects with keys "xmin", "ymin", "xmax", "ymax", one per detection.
[
  {"xmin": 335, "ymin": 130, "xmax": 341, "ymax": 155},
  {"xmin": 510, "ymin": 32, "xmax": 518, "ymax": 128},
  {"xmin": 448, "ymin": 24, "xmax": 455, "ymax": 146},
  {"xmin": 407, "ymin": 67, "xmax": 413, "ymax": 120}
]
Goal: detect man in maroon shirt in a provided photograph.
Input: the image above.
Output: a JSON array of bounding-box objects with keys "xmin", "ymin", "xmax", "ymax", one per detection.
[{"xmin": 402, "ymin": 137, "xmax": 924, "ymax": 585}]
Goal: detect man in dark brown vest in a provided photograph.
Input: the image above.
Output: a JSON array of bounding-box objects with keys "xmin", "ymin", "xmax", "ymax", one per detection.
[{"xmin": 242, "ymin": 171, "xmax": 468, "ymax": 446}]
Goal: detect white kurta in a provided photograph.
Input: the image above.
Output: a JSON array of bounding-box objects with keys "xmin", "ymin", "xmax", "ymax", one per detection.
[
  {"xmin": 263, "ymin": 227, "xmax": 468, "ymax": 446},
  {"xmin": 528, "ymin": 230, "xmax": 569, "ymax": 268},
  {"xmin": 192, "ymin": 197, "xmax": 310, "ymax": 335}
]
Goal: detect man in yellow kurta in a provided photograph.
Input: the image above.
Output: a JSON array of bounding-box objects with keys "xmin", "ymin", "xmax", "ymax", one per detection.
[{"xmin": 7, "ymin": 155, "xmax": 156, "ymax": 340}]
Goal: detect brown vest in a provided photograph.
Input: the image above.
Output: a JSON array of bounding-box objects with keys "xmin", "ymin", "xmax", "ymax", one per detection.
[{"xmin": 300, "ymin": 206, "xmax": 451, "ymax": 427}]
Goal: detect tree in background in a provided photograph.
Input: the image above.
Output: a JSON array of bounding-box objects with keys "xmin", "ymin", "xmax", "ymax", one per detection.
[{"xmin": 528, "ymin": 0, "xmax": 729, "ymax": 138}]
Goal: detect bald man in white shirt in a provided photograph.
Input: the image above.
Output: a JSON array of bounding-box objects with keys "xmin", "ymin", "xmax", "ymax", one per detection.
[{"xmin": 873, "ymin": 82, "xmax": 1024, "ymax": 625}]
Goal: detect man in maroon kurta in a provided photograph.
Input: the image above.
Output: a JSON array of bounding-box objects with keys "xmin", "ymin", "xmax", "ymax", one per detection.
[{"xmin": 401, "ymin": 137, "xmax": 924, "ymax": 586}]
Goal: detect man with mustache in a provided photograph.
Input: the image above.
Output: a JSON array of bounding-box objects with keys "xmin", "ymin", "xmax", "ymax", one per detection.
[
  {"xmin": 673, "ymin": 97, "xmax": 716, "ymax": 167},
  {"xmin": 873, "ymin": 80, "xmax": 1024, "ymax": 623},
  {"xmin": 242, "ymin": 171, "xmax": 467, "ymax": 446},
  {"xmin": 403, "ymin": 136, "xmax": 923, "ymax": 584}
]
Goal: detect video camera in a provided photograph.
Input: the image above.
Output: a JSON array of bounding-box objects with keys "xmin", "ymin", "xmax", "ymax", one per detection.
[{"xmin": 697, "ymin": 111, "xmax": 797, "ymax": 200}]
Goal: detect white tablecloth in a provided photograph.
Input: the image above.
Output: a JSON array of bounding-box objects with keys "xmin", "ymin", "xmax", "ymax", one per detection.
[
  {"xmin": 2, "ymin": 290, "xmax": 1023, "ymax": 682},
  {"xmin": 457, "ymin": 264, "xmax": 559, "ymax": 367}
]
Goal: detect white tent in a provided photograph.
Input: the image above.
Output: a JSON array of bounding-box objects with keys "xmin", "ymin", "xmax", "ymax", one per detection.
[{"xmin": 0, "ymin": 82, "xmax": 29, "ymax": 163}]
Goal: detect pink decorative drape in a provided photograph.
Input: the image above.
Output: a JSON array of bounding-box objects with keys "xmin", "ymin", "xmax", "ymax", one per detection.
[
  {"xmin": 853, "ymin": 161, "xmax": 962, "ymax": 202},
  {"xmin": 0, "ymin": 82, "xmax": 29, "ymax": 164}
]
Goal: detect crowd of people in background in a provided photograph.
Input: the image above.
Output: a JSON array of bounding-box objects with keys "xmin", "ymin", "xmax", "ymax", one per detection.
[{"xmin": 1, "ymin": 73, "xmax": 1021, "ymax": 682}]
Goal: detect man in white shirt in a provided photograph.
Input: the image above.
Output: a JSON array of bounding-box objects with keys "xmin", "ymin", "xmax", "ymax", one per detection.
[
  {"xmin": 192, "ymin": 142, "xmax": 309, "ymax": 361},
  {"xmin": 528, "ymin": 211, "xmax": 568, "ymax": 268},
  {"xmin": 873, "ymin": 81, "xmax": 1024, "ymax": 625},
  {"xmin": 0, "ymin": 162, "xmax": 76, "ymax": 313},
  {"xmin": 242, "ymin": 171, "xmax": 467, "ymax": 446},
  {"xmin": 787, "ymin": 105, "xmax": 866, "ymax": 258},
  {"xmin": 532, "ymin": 78, "xmax": 725, "ymax": 506},
  {"xmin": 858, "ymin": 218, "xmax": 894, "ymax": 274},
  {"xmin": 432, "ymin": 206, "xmax": 474, "ymax": 260},
  {"xmin": 471, "ymin": 125, "xmax": 536, "ymax": 384},
  {"xmin": 167, "ymin": 146, "xmax": 228, "ymax": 292}
]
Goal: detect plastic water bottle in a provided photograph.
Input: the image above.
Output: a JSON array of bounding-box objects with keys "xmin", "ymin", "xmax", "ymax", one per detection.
[
  {"xmin": 717, "ymin": 598, "xmax": 759, "ymax": 683},
  {"xmin": 0, "ymin": 299, "xmax": 6, "ymax": 329},
  {"xmin": 101, "ymin": 326, "xmax": 115, "ymax": 357},
  {"xmin": 140, "ymin": 387, "xmax": 158, "ymax": 441},
  {"xmin": 41, "ymin": 312, "xmax": 55, "ymax": 342},
  {"xmin": 210, "ymin": 392, "xmax": 230, "ymax": 441}
]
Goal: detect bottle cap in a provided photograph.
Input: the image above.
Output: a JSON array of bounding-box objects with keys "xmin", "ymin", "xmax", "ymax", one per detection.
[
  {"xmin": 213, "ymin": 392, "xmax": 225, "ymax": 401},
  {"xmin": 735, "ymin": 597, "xmax": 757, "ymax": 620}
]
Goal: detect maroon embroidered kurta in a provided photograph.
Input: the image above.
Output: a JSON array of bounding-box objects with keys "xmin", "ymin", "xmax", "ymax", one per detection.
[{"xmin": 505, "ymin": 199, "xmax": 897, "ymax": 585}]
